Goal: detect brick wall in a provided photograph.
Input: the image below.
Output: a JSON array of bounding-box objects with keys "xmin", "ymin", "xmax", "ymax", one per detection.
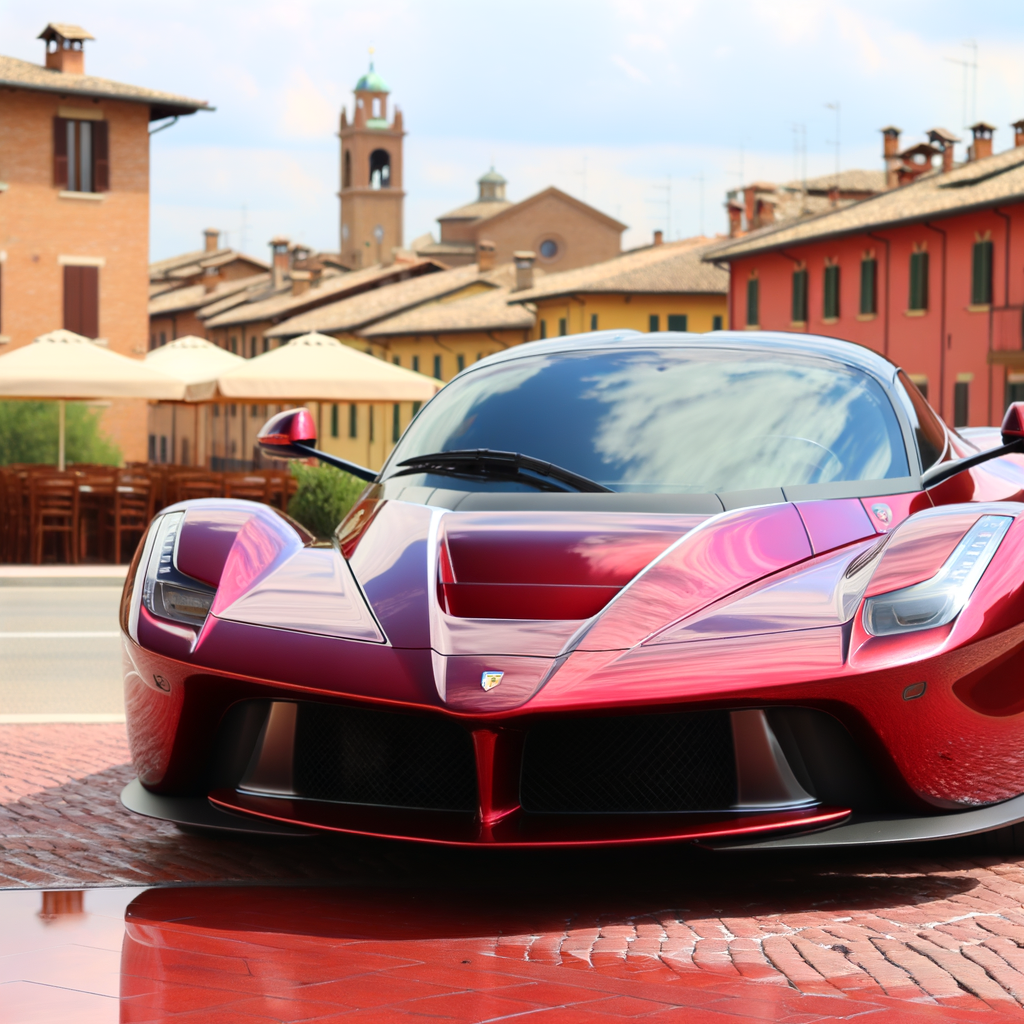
[{"xmin": 0, "ymin": 89, "xmax": 150, "ymax": 461}]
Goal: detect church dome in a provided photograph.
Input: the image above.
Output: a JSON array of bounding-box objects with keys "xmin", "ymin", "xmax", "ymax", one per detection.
[{"xmin": 355, "ymin": 63, "xmax": 389, "ymax": 93}]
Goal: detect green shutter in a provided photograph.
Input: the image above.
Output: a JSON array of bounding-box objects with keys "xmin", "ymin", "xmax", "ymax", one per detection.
[
  {"xmin": 667, "ymin": 314, "xmax": 688, "ymax": 332},
  {"xmin": 791, "ymin": 269, "xmax": 808, "ymax": 322},
  {"xmin": 823, "ymin": 265, "xmax": 840, "ymax": 319},
  {"xmin": 860, "ymin": 259, "xmax": 877, "ymax": 315},
  {"xmin": 973, "ymin": 241, "xmax": 993, "ymax": 305},
  {"xmin": 746, "ymin": 278, "xmax": 759, "ymax": 326},
  {"xmin": 909, "ymin": 252, "xmax": 929, "ymax": 310}
]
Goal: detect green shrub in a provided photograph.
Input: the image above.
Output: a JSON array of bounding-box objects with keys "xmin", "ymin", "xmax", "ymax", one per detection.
[
  {"xmin": 287, "ymin": 462, "xmax": 367, "ymax": 539},
  {"xmin": 0, "ymin": 400, "xmax": 121, "ymax": 466}
]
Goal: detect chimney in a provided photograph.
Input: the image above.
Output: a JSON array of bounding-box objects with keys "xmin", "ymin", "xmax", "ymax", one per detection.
[
  {"xmin": 969, "ymin": 122, "xmax": 995, "ymax": 162},
  {"xmin": 204, "ymin": 228, "xmax": 220, "ymax": 253},
  {"xmin": 269, "ymin": 236, "xmax": 290, "ymax": 290},
  {"xmin": 653, "ymin": 230, "xmax": 663, "ymax": 246},
  {"xmin": 476, "ymin": 239, "xmax": 496, "ymax": 272},
  {"xmin": 726, "ymin": 201, "xmax": 744, "ymax": 238},
  {"xmin": 203, "ymin": 266, "xmax": 221, "ymax": 293},
  {"xmin": 757, "ymin": 197, "xmax": 776, "ymax": 226},
  {"xmin": 1013, "ymin": 119, "xmax": 1024, "ymax": 149},
  {"xmin": 39, "ymin": 23, "xmax": 93, "ymax": 74},
  {"xmin": 290, "ymin": 270, "xmax": 312, "ymax": 297},
  {"xmin": 513, "ymin": 250, "xmax": 535, "ymax": 292},
  {"xmin": 881, "ymin": 126, "xmax": 901, "ymax": 188}
]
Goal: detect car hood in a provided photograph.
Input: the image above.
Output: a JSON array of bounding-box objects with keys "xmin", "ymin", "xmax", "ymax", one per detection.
[{"xmin": 341, "ymin": 497, "xmax": 881, "ymax": 710}]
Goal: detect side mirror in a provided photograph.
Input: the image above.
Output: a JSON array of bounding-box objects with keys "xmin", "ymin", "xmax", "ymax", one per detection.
[
  {"xmin": 255, "ymin": 406, "xmax": 378, "ymax": 482},
  {"xmin": 1001, "ymin": 402, "xmax": 1024, "ymax": 446},
  {"xmin": 257, "ymin": 407, "xmax": 317, "ymax": 460}
]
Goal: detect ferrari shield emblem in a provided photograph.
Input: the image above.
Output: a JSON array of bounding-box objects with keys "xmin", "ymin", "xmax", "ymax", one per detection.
[
  {"xmin": 480, "ymin": 671, "xmax": 504, "ymax": 692},
  {"xmin": 871, "ymin": 503, "xmax": 892, "ymax": 525}
]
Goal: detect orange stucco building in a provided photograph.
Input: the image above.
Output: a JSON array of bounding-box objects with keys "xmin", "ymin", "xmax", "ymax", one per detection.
[{"xmin": 0, "ymin": 22, "xmax": 208, "ymax": 460}]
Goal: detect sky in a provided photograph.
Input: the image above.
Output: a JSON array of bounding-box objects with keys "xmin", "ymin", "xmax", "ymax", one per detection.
[{"xmin": 5, "ymin": 1, "xmax": 1024, "ymax": 262}]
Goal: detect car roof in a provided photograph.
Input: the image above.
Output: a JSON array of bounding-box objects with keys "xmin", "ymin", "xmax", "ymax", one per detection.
[{"xmin": 469, "ymin": 330, "xmax": 900, "ymax": 384}]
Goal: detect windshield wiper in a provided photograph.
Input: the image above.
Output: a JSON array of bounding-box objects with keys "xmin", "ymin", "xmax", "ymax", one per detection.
[{"xmin": 394, "ymin": 449, "xmax": 611, "ymax": 493}]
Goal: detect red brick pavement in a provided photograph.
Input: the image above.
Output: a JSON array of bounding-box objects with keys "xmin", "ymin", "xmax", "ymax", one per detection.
[{"xmin": 6, "ymin": 723, "xmax": 1024, "ymax": 1015}]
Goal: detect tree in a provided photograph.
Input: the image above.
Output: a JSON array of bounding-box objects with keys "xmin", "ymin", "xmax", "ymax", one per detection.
[{"xmin": 0, "ymin": 401, "xmax": 121, "ymax": 466}]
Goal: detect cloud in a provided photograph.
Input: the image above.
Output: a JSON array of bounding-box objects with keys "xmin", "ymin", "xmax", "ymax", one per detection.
[
  {"xmin": 610, "ymin": 54, "xmax": 652, "ymax": 85},
  {"xmin": 280, "ymin": 68, "xmax": 339, "ymax": 139}
]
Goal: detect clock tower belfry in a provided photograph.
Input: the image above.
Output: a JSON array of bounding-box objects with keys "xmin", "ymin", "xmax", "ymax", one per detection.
[{"xmin": 339, "ymin": 59, "xmax": 405, "ymax": 268}]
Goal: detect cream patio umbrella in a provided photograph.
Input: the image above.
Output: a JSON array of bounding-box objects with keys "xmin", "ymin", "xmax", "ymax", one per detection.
[
  {"xmin": 146, "ymin": 336, "xmax": 245, "ymax": 467},
  {"xmin": 216, "ymin": 332, "xmax": 442, "ymax": 402},
  {"xmin": 0, "ymin": 329, "xmax": 186, "ymax": 470},
  {"xmin": 217, "ymin": 332, "xmax": 443, "ymax": 464}
]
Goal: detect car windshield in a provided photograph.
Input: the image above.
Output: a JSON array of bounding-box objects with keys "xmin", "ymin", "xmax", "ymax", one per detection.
[{"xmin": 385, "ymin": 348, "xmax": 910, "ymax": 493}]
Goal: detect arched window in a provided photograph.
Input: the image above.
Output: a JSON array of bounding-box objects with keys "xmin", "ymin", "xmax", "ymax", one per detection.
[
  {"xmin": 369, "ymin": 149, "xmax": 391, "ymax": 190},
  {"xmin": 343, "ymin": 149, "xmax": 351, "ymax": 189}
]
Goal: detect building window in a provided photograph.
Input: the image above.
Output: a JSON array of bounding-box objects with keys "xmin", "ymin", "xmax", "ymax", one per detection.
[
  {"xmin": 909, "ymin": 251, "xmax": 929, "ymax": 310},
  {"xmin": 230, "ymin": 404, "xmax": 237, "ymax": 417},
  {"xmin": 823, "ymin": 264, "xmax": 840, "ymax": 319},
  {"xmin": 539, "ymin": 320, "xmax": 547, "ymax": 339},
  {"xmin": 369, "ymin": 149, "xmax": 391, "ymax": 189},
  {"xmin": 649, "ymin": 314, "xmax": 660, "ymax": 332},
  {"xmin": 1007, "ymin": 382, "xmax": 1024, "ymax": 409},
  {"xmin": 433, "ymin": 354, "xmax": 442, "ymax": 379},
  {"xmin": 150, "ymin": 333, "xmax": 156, "ymax": 350},
  {"xmin": 954, "ymin": 380, "xmax": 969, "ymax": 427},
  {"xmin": 342, "ymin": 149, "xmax": 352, "ymax": 189},
  {"xmin": 181, "ymin": 438, "xmax": 190, "ymax": 465},
  {"xmin": 159, "ymin": 436, "xmax": 168, "ymax": 463},
  {"xmin": 250, "ymin": 336, "xmax": 258, "ymax": 357},
  {"xmin": 590, "ymin": 313, "xmax": 598, "ymax": 331},
  {"xmin": 53, "ymin": 118, "xmax": 109, "ymax": 193},
  {"xmin": 558, "ymin": 317, "xmax": 567, "ymax": 336},
  {"xmin": 63, "ymin": 265, "xmax": 99, "ymax": 337},
  {"xmin": 392, "ymin": 355, "xmax": 400, "ymax": 366},
  {"xmin": 148, "ymin": 435, "xmax": 156, "ymax": 461},
  {"xmin": 972, "ymin": 240, "xmax": 994, "ymax": 305},
  {"xmin": 263, "ymin": 337, "xmax": 270, "ymax": 353},
  {"xmin": 349, "ymin": 404, "xmax": 358, "ymax": 438},
  {"xmin": 212, "ymin": 404, "xmax": 220, "ymax": 417},
  {"xmin": 330, "ymin": 403, "xmax": 339, "ymax": 438},
  {"xmin": 369, "ymin": 406, "xmax": 375, "ymax": 443},
  {"xmin": 712, "ymin": 315, "xmax": 723, "ymax": 331},
  {"xmin": 860, "ymin": 258, "xmax": 877, "ymax": 315},
  {"xmin": 667, "ymin": 314, "xmax": 688, "ymax": 332},
  {"xmin": 746, "ymin": 277, "xmax": 759, "ymax": 327},
  {"xmin": 539, "ymin": 239, "xmax": 558, "ymax": 260},
  {"xmin": 412, "ymin": 355, "xmax": 419, "ymax": 372},
  {"xmin": 791, "ymin": 268, "xmax": 808, "ymax": 322},
  {"xmin": 456, "ymin": 354, "xmax": 465, "ymax": 372},
  {"xmin": 159, "ymin": 331, "xmax": 167, "ymax": 346},
  {"xmin": 392, "ymin": 404, "xmax": 401, "ymax": 442},
  {"xmin": 230, "ymin": 336, "xmax": 238, "ymax": 353}
]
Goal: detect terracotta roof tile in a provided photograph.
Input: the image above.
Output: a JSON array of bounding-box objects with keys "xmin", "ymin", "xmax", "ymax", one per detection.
[
  {"xmin": 148, "ymin": 275, "xmax": 268, "ymax": 317},
  {"xmin": 510, "ymin": 238, "xmax": 728, "ymax": 302},
  {"xmin": 0, "ymin": 54, "xmax": 210, "ymax": 119},
  {"xmin": 361, "ymin": 284, "xmax": 535, "ymax": 336},
  {"xmin": 710, "ymin": 146, "xmax": 1024, "ymax": 261},
  {"xmin": 266, "ymin": 264, "xmax": 492, "ymax": 338}
]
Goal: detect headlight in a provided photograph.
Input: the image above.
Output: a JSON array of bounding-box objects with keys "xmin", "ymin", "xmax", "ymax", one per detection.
[
  {"xmin": 863, "ymin": 514, "xmax": 1012, "ymax": 636},
  {"xmin": 141, "ymin": 512, "xmax": 216, "ymax": 627}
]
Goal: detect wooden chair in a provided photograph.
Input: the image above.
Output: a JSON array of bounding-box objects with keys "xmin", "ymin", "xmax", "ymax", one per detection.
[
  {"xmin": 171, "ymin": 472, "xmax": 225, "ymax": 504},
  {"xmin": 224, "ymin": 472, "xmax": 271, "ymax": 503},
  {"xmin": 29, "ymin": 473, "xmax": 79, "ymax": 564},
  {"xmin": 107, "ymin": 473, "xmax": 154, "ymax": 564},
  {"xmin": 76, "ymin": 471, "xmax": 117, "ymax": 562}
]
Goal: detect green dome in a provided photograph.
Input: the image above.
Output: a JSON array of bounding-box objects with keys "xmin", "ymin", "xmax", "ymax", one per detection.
[{"xmin": 355, "ymin": 63, "xmax": 389, "ymax": 93}]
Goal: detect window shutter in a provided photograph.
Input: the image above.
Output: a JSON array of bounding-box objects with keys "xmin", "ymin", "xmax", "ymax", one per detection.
[
  {"xmin": 746, "ymin": 278, "xmax": 759, "ymax": 326},
  {"xmin": 791, "ymin": 269, "xmax": 808, "ymax": 322},
  {"xmin": 972, "ymin": 241, "xmax": 993, "ymax": 305},
  {"xmin": 64, "ymin": 266, "xmax": 99, "ymax": 337},
  {"xmin": 93, "ymin": 121, "xmax": 109, "ymax": 192},
  {"xmin": 53, "ymin": 117, "xmax": 69, "ymax": 188},
  {"xmin": 859, "ymin": 259, "xmax": 877, "ymax": 315}
]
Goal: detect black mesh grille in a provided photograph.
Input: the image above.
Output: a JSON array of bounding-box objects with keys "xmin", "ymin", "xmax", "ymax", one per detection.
[
  {"xmin": 293, "ymin": 703, "xmax": 477, "ymax": 812},
  {"xmin": 520, "ymin": 712, "xmax": 736, "ymax": 813}
]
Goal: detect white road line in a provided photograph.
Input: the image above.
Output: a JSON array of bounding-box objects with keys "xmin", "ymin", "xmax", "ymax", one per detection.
[
  {"xmin": 0, "ymin": 713, "xmax": 126, "ymax": 723},
  {"xmin": 0, "ymin": 631, "xmax": 120, "ymax": 638}
]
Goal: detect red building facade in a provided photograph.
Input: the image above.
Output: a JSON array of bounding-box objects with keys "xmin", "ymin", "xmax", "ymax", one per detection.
[{"xmin": 710, "ymin": 125, "xmax": 1024, "ymax": 429}]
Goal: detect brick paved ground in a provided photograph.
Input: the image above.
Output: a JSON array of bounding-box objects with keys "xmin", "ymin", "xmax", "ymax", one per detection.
[{"xmin": 7, "ymin": 724, "xmax": 1024, "ymax": 1015}]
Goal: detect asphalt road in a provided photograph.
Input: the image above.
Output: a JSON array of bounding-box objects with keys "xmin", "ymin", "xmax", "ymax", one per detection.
[{"xmin": 0, "ymin": 583, "xmax": 124, "ymax": 715}]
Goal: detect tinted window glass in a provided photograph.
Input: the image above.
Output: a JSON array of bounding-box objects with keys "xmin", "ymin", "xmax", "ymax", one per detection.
[
  {"xmin": 895, "ymin": 370, "xmax": 946, "ymax": 470},
  {"xmin": 387, "ymin": 349, "xmax": 910, "ymax": 493}
]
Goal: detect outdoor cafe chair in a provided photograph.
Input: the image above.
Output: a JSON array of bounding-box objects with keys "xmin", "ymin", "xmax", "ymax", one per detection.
[{"xmin": 29, "ymin": 472, "xmax": 79, "ymax": 565}]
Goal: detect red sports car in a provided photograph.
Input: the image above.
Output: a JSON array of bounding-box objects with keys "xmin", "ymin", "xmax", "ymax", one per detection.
[{"xmin": 121, "ymin": 331, "xmax": 1024, "ymax": 850}]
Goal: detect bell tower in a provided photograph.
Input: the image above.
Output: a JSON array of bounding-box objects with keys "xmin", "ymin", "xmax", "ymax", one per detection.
[{"xmin": 339, "ymin": 56, "xmax": 405, "ymax": 268}]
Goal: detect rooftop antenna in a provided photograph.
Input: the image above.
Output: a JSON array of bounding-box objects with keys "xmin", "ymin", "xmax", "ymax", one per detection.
[
  {"xmin": 825, "ymin": 102, "xmax": 841, "ymax": 198},
  {"xmin": 945, "ymin": 41, "xmax": 978, "ymax": 130},
  {"xmin": 692, "ymin": 171, "xmax": 705, "ymax": 237}
]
